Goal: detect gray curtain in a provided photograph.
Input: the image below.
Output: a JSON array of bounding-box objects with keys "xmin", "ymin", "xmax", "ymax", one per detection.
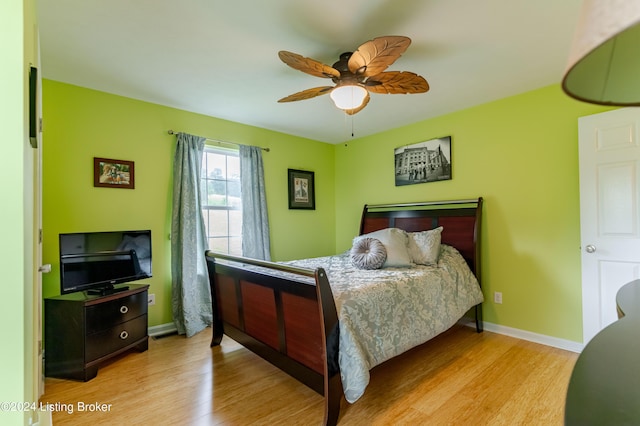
[
  {"xmin": 240, "ymin": 145, "xmax": 271, "ymax": 260},
  {"xmin": 171, "ymin": 132, "xmax": 212, "ymax": 337}
]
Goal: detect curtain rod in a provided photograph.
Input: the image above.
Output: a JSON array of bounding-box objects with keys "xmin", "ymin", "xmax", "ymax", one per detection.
[{"xmin": 167, "ymin": 130, "xmax": 270, "ymax": 152}]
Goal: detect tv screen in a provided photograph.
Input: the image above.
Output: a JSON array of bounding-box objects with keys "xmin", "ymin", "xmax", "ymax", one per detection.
[{"xmin": 59, "ymin": 230, "xmax": 152, "ymax": 295}]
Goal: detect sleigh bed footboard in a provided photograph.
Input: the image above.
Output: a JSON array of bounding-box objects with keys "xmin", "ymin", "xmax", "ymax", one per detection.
[{"xmin": 205, "ymin": 252, "xmax": 341, "ymax": 426}]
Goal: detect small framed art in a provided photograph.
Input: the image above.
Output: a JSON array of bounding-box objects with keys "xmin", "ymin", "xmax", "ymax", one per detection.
[
  {"xmin": 288, "ymin": 169, "xmax": 315, "ymax": 210},
  {"xmin": 94, "ymin": 157, "xmax": 135, "ymax": 189}
]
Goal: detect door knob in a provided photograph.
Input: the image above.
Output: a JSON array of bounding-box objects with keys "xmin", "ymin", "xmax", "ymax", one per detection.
[
  {"xmin": 585, "ymin": 245, "xmax": 596, "ymax": 253},
  {"xmin": 38, "ymin": 264, "xmax": 52, "ymax": 273}
]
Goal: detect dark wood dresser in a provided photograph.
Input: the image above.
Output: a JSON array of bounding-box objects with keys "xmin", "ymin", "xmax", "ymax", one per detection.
[{"xmin": 44, "ymin": 283, "xmax": 149, "ymax": 381}]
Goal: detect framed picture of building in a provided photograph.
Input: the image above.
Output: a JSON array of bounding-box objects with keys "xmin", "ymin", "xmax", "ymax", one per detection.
[{"xmin": 394, "ymin": 136, "xmax": 452, "ymax": 186}]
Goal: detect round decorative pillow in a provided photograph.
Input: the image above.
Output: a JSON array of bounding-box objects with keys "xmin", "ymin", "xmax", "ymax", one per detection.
[{"xmin": 350, "ymin": 237, "xmax": 387, "ymax": 270}]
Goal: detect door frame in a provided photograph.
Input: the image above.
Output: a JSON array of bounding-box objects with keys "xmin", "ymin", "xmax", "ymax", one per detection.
[{"xmin": 579, "ymin": 107, "xmax": 640, "ymax": 344}]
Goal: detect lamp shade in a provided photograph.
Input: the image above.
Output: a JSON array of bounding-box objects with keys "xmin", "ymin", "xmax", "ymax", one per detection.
[
  {"xmin": 562, "ymin": 0, "xmax": 640, "ymax": 105},
  {"xmin": 330, "ymin": 85, "xmax": 368, "ymax": 110}
]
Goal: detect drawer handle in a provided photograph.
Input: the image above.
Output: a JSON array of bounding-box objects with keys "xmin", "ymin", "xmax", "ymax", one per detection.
[
  {"xmin": 119, "ymin": 330, "xmax": 129, "ymax": 340},
  {"xmin": 120, "ymin": 305, "xmax": 129, "ymax": 314}
]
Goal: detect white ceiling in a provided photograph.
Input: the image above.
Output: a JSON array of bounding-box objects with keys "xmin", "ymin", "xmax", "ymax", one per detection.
[{"xmin": 38, "ymin": 0, "xmax": 584, "ymax": 144}]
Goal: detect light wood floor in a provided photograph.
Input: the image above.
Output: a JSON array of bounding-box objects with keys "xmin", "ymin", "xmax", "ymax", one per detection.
[{"xmin": 41, "ymin": 325, "xmax": 578, "ymax": 425}]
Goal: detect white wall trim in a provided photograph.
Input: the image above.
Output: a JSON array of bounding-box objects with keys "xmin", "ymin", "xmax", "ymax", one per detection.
[
  {"xmin": 481, "ymin": 322, "xmax": 584, "ymax": 353},
  {"xmin": 148, "ymin": 322, "xmax": 178, "ymax": 337},
  {"xmin": 31, "ymin": 409, "xmax": 53, "ymax": 426},
  {"xmin": 150, "ymin": 320, "xmax": 584, "ymax": 353}
]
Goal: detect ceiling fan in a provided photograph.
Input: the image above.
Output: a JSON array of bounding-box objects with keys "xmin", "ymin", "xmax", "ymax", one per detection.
[{"xmin": 277, "ymin": 36, "xmax": 429, "ymax": 115}]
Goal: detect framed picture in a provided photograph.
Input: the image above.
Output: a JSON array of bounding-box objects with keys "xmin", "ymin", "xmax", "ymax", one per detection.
[
  {"xmin": 288, "ymin": 169, "xmax": 315, "ymax": 210},
  {"xmin": 94, "ymin": 157, "xmax": 135, "ymax": 189},
  {"xmin": 394, "ymin": 136, "xmax": 452, "ymax": 186}
]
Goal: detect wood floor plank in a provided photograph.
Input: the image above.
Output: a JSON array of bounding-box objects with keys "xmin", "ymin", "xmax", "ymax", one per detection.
[{"xmin": 40, "ymin": 325, "xmax": 577, "ymax": 425}]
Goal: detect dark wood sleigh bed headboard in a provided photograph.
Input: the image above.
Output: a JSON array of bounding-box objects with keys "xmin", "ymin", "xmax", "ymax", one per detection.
[{"xmin": 359, "ymin": 197, "xmax": 483, "ymax": 283}]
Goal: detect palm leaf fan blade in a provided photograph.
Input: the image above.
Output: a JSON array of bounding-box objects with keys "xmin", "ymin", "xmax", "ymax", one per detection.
[
  {"xmin": 278, "ymin": 86, "xmax": 334, "ymax": 103},
  {"xmin": 365, "ymin": 71, "xmax": 429, "ymax": 94},
  {"xmin": 348, "ymin": 36, "xmax": 411, "ymax": 76},
  {"xmin": 278, "ymin": 51, "xmax": 340, "ymax": 79}
]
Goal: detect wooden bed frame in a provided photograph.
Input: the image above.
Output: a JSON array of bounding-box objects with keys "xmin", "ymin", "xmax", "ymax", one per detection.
[{"xmin": 205, "ymin": 197, "xmax": 483, "ymax": 425}]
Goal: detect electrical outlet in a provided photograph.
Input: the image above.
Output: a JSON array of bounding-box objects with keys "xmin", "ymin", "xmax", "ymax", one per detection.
[
  {"xmin": 494, "ymin": 291, "xmax": 503, "ymax": 304},
  {"xmin": 148, "ymin": 293, "xmax": 156, "ymax": 306}
]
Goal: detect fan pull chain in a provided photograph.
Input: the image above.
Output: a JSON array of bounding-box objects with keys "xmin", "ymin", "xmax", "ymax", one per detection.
[
  {"xmin": 342, "ymin": 111, "xmax": 356, "ymax": 138},
  {"xmin": 343, "ymin": 111, "xmax": 349, "ymax": 137},
  {"xmin": 343, "ymin": 111, "xmax": 355, "ymax": 138}
]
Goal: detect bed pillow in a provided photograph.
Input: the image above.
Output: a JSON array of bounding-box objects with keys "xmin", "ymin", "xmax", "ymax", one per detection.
[
  {"xmin": 350, "ymin": 237, "xmax": 387, "ymax": 270},
  {"xmin": 407, "ymin": 226, "xmax": 443, "ymax": 266},
  {"xmin": 354, "ymin": 228, "xmax": 413, "ymax": 267}
]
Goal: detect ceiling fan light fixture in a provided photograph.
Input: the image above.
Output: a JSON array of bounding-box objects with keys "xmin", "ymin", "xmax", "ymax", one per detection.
[{"xmin": 330, "ymin": 85, "xmax": 368, "ymax": 110}]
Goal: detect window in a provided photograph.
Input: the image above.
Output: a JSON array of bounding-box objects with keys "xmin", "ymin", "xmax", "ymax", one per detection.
[{"xmin": 201, "ymin": 146, "xmax": 242, "ymax": 255}]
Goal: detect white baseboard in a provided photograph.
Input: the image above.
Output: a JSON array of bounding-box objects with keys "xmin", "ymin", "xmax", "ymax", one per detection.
[
  {"xmin": 30, "ymin": 410, "xmax": 52, "ymax": 426},
  {"xmin": 148, "ymin": 322, "xmax": 178, "ymax": 337},
  {"xmin": 481, "ymin": 322, "xmax": 584, "ymax": 353},
  {"xmin": 150, "ymin": 320, "xmax": 584, "ymax": 353}
]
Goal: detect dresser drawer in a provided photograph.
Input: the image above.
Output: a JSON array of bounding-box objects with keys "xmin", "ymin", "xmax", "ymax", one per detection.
[
  {"xmin": 85, "ymin": 292, "xmax": 147, "ymax": 334},
  {"xmin": 86, "ymin": 315, "xmax": 148, "ymax": 362}
]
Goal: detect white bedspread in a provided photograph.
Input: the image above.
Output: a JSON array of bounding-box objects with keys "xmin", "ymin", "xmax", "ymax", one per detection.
[{"xmin": 284, "ymin": 245, "xmax": 484, "ymax": 403}]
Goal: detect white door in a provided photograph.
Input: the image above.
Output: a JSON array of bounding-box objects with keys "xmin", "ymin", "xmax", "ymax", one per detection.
[{"xmin": 579, "ymin": 107, "xmax": 640, "ymax": 345}]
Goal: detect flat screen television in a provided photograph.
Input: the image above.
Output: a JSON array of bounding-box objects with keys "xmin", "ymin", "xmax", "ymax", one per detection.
[{"xmin": 59, "ymin": 230, "xmax": 152, "ymax": 295}]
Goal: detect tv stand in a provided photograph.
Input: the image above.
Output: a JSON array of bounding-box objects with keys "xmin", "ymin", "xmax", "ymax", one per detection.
[
  {"xmin": 87, "ymin": 285, "xmax": 130, "ymax": 296},
  {"xmin": 44, "ymin": 284, "xmax": 149, "ymax": 381}
]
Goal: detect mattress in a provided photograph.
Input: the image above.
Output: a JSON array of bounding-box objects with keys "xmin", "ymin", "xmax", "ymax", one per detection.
[{"xmin": 285, "ymin": 244, "xmax": 484, "ymax": 402}]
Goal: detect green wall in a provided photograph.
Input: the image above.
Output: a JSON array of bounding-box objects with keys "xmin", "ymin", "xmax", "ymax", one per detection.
[
  {"xmin": 43, "ymin": 79, "xmax": 619, "ymax": 344},
  {"xmin": 1, "ymin": 1, "xmax": 26, "ymax": 424},
  {"xmin": 41, "ymin": 80, "xmax": 335, "ymax": 327},
  {"xmin": 334, "ymin": 85, "xmax": 613, "ymax": 342}
]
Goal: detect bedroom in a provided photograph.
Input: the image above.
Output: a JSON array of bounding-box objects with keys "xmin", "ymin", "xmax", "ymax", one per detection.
[
  {"xmin": 2, "ymin": 0, "xmax": 631, "ymax": 425},
  {"xmin": 38, "ymin": 81, "xmax": 609, "ymax": 349}
]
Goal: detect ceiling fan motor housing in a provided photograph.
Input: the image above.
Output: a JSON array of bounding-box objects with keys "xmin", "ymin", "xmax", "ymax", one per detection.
[{"xmin": 332, "ymin": 52, "xmax": 367, "ymax": 85}]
